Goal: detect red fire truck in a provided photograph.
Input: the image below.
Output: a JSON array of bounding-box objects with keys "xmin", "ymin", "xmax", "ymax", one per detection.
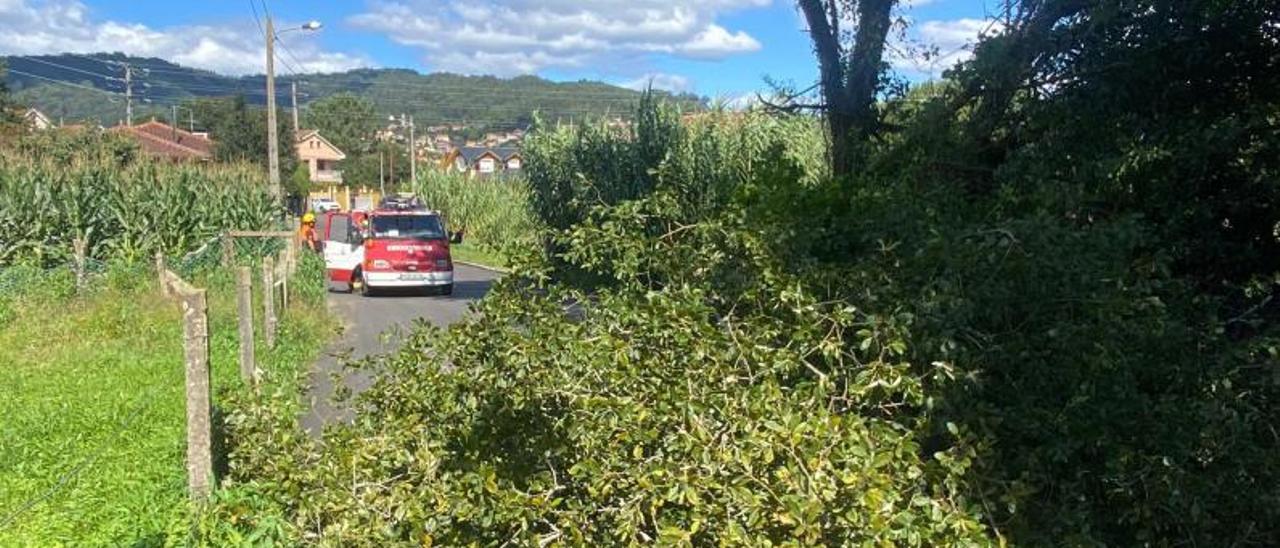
[{"xmin": 322, "ymin": 202, "xmax": 454, "ymax": 296}]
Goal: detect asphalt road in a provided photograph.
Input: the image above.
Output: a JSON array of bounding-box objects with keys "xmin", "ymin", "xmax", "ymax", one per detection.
[{"xmin": 300, "ymin": 263, "xmax": 500, "ymax": 435}]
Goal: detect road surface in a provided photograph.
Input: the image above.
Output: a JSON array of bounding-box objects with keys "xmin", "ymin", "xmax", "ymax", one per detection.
[{"xmin": 300, "ymin": 264, "xmax": 500, "ymax": 435}]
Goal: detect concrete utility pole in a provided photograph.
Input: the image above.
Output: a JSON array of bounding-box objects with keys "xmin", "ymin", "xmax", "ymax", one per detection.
[
  {"xmin": 124, "ymin": 64, "xmax": 133, "ymax": 126},
  {"xmin": 265, "ymin": 15, "xmax": 281, "ymax": 201},
  {"xmin": 407, "ymin": 114, "xmax": 416, "ymax": 184},
  {"xmin": 291, "ymin": 80, "xmax": 300, "ymax": 134},
  {"xmin": 379, "ymin": 150, "xmax": 385, "ymax": 196}
]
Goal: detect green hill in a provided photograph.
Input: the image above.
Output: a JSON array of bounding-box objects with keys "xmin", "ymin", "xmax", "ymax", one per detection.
[{"xmin": 2, "ymin": 53, "xmax": 704, "ymax": 129}]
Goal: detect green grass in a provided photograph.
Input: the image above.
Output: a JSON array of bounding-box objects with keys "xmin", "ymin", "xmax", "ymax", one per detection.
[
  {"xmin": 0, "ymin": 266, "xmax": 333, "ymax": 545},
  {"xmin": 449, "ymin": 242, "xmax": 509, "ymax": 271}
]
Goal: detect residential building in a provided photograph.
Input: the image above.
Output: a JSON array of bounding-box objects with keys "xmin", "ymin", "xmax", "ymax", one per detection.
[
  {"xmin": 21, "ymin": 108, "xmax": 53, "ymax": 131},
  {"xmin": 109, "ymin": 119, "xmax": 213, "ymax": 162},
  {"xmin": 443, "ymin": 146, "xmax": 522, "ymax": 176},
  {"xmin": 295, "ymin": 129, "xmax": 346, "ymax": 185}
]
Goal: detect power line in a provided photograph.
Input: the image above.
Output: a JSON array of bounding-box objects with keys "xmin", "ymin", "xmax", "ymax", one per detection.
[
  {"xmin": 7, "ymin": 56, "xmax": 121, "ymax": 82},
  {"xmin": 4, "ymin": 68, "xmax": 122, "ymax": 96}
]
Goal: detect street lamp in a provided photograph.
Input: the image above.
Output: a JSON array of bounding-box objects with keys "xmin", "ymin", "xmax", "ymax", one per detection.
[{"xmin": 266, "ymin": 17, "xmax": 322, "ymax": 204}]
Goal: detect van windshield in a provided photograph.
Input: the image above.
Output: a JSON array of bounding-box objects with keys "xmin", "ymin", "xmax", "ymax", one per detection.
[{"xmin": 370, "ymin": 215, "xmax": 445, "ymax": 240}]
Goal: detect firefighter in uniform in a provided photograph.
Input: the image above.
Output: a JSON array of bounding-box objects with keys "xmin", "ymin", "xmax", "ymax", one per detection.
[{"xmin": 300, "ymin": 212, "xmax": 319, "ymax": 252}]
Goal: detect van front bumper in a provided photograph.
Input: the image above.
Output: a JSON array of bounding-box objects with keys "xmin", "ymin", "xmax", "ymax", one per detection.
[{"xmin": 363, "ymin": 270, "xmax": 453, "ymax": 287}]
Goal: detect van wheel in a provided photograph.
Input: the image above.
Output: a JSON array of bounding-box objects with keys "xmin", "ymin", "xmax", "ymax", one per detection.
[{"xmin": 354, "ymin": 270, "xmax": 374, "ymax": 297}]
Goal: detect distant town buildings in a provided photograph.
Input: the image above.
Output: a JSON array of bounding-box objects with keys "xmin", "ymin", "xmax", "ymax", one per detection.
[{"xmin": 441, "ymin": 146, "xmax": 523, "ymax": 177}]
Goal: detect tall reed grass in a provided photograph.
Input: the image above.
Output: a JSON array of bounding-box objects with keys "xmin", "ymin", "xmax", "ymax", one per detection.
[{"xmin": 412, "ymin": 170, "xmax": 537, "ymax": 254}]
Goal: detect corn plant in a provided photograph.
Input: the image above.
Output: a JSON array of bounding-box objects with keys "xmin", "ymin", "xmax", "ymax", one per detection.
[
  {"xmin": 0, "ymin": 134, "xmax": 275, "ymax": 267},
  {"xmin": 412, "ymin": 170, "xmax": 538, "ymax": 253}
]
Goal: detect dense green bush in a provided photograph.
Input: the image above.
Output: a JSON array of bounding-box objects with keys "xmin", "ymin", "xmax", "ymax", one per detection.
[
  {"xmin": 0, "ymin": 131, "xmax": 276, "ymax": 267},
  {"xmin": 202, "ymin": 1, "xmax": 1277, "ymax": 544}
]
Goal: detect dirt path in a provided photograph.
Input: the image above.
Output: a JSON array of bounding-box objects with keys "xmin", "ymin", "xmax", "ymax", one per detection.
[{"xmin": 300, "ymin": 264, "xmax": 500, "ymax": 435}]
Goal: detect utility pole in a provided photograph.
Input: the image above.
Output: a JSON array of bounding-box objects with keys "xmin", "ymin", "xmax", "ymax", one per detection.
[
  {"xmin": 171, "ymin": 105, "xmax": 178, "ymax": 141},
  {"xmin": 407, "ymin": 114, "xmax": 416, "ymax": 184},
  {"xmin": 291, "ymin": 81, "xmax": 300, "ymax": 134},
  {"xmin": 379, "ymin": 150, "xmax": 385, "ymax": 196},
  {"xmin": 265, "ymin": 15, "xmax": 281, "ymax": 202},
  {"xmin": 124, "ymin": 64, "xmax": 133, "ymax": 126}
]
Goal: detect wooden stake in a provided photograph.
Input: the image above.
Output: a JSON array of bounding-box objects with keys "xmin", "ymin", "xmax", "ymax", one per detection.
[{"xmin": 236, "ymin": 267, "xmax": 257, "ymax": 387}]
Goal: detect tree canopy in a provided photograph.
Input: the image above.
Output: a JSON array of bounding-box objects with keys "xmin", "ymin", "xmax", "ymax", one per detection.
[{"xmin": 302, "ymin": 93, "xmax": 377, "ymax": 156}]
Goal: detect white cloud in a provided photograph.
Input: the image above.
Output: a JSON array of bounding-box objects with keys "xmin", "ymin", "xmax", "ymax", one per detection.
[
  {"xmin": 349, "ymin": 0, "xmax": 768, "ymax": 76},
  {"xmin": 0, "ymin": 0, "xmax": 369, "ymax": 75},
  {"xmin": 620, "ymin": 73, "xmax": 693, "ymax": 93},
  {"xmin": 890, "ymin": 17, "xmax": 1005, "ymax": 78}
]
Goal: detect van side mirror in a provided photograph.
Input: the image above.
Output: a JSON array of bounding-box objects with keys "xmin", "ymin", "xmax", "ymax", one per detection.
[{"xmin": 449, "ymin": 230, "xmax": 464, "ymax": 244}]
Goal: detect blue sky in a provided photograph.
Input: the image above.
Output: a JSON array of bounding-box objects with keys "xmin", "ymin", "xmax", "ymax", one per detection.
[{"xmin": 0, "ymin": 1, "xmax": 998, "ymax": 98}]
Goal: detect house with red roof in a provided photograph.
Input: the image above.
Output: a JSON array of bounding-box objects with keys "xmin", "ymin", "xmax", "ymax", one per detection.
[{"xmin": 109, "ymin": 119, "xmax": 214, "ymax": 162}]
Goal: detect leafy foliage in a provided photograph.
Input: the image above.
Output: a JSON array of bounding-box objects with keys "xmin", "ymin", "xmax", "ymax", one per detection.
[
  {"xmin": 183, "ymin": 95, "xmax": 298, "ymax": 176},
  {"xmin": 199, "ymin": 1, "xmax": 1277, "ymax": 545},
  {"xmin": 302, "ymin": 93, "xmax": 378, "ymax": 156}
]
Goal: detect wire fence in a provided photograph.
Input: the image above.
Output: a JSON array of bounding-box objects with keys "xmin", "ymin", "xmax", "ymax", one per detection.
[{"xmin": 0, "ymin": 230, "xmax": 302, "ymax": 533}]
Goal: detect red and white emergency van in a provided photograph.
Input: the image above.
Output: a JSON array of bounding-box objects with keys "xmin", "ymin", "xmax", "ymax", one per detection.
[{"xmin": 322, "ymin": 203, "xmax": 455, "ymax": 296}]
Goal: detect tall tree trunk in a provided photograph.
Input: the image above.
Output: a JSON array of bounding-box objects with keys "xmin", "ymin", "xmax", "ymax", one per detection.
[{"xmin": 799, "ymin": 0, "xmax": 896, "ymax": 177}]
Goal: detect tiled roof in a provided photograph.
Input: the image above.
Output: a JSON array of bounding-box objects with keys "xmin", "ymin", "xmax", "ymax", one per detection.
[
  {"xmin": 110, "ymin": 121, "xmax": 214, "ymax": 161},
  {"xmin": 458, "ymin": 146, "xmax": 521, "ymax": 164},
  {"xmin": 127, "ymin": 120, "xmax": 214, "ymax": 155}
]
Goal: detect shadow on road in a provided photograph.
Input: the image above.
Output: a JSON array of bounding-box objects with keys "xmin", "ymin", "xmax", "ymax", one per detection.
[{"xmin": 360, "ymin": 279, "xmax": 494, "ymax": 301}]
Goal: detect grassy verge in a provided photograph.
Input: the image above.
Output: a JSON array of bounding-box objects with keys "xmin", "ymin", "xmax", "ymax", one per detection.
[
  {"xmin": 0, "ymin": 263, "xmax": 333, "ymax": 546},
  {"xmin": 449, "ymin": 242, "xmax": 509, "ymax": 271}
]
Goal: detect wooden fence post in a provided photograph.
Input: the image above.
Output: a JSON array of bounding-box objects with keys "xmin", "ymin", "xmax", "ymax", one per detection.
[
  {"xmin": 236, "ymin": 266, "xmax": 257, "ymax": 387},
  {"xmin": 262, "ymin": 256, "xmax": 277, "ymax": 349},
  {"xmin": 221, "ymin": 233, "xmax": 234, "ymax": 267},
  {"xmin": 155, "ymin": 252, "xmax": 169, "ymax": 297},
  {"xmin": 72, "ymin": 237, "xmax": 87, "ymax": 292},
  {"xmin": 178, "ymin": 285, "xmax": 212, "ymax": 501}
]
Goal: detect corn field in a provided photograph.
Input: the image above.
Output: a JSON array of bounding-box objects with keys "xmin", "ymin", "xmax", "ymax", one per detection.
[
  {"xmin": 0, "ymin": 138, "xmax": 276, "ymax": 268},
  {"xmin": 413, "ymin": 170, "xmax": 537, "ymax": 252}
]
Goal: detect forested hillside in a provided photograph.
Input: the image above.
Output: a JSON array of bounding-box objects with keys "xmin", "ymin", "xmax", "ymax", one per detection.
[{"xmin": 2, "ymin": 53, "xmax": 703, "ymax": 129}]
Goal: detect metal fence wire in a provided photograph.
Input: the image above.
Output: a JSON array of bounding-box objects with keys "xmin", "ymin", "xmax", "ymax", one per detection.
[{"xmin": 0, "ymin": 228, "xmax": 299, "ymax": 528}]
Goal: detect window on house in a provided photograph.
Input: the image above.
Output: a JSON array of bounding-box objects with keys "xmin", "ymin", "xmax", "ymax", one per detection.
[
  {"xmin": 507, "ymin": 158, "xmax": 522, "ymax": 170},
  {"xmin": 478, "ymin": 158, "xmax": 495, "ymax": 173}
]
